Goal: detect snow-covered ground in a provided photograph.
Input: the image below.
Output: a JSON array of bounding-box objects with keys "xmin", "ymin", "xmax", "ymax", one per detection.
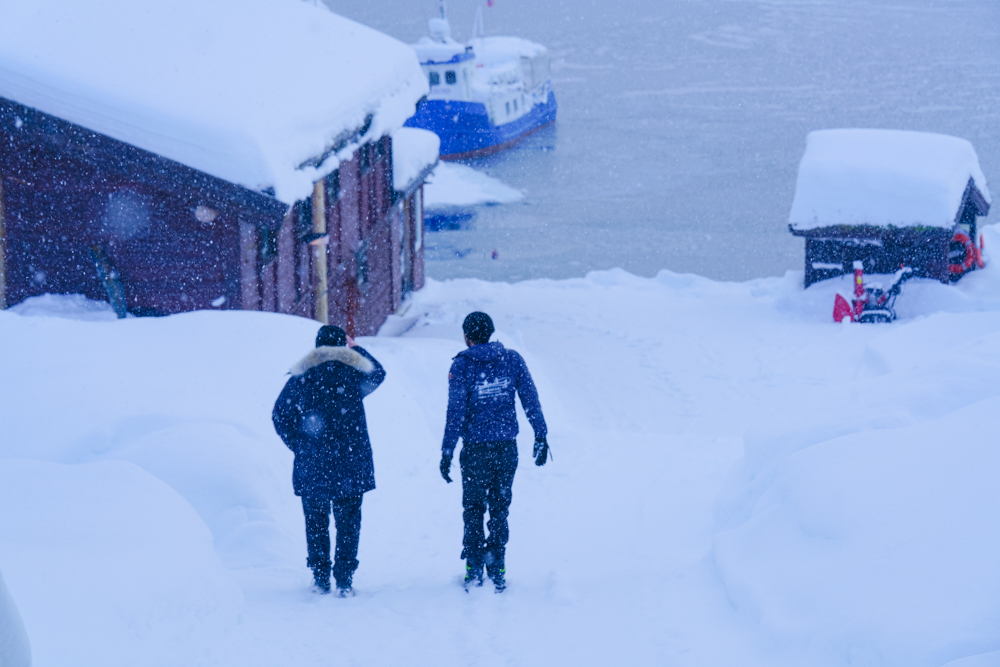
[{"xmin": 5, "ymin": 227, "xmax": 1000, "ymax": 666}]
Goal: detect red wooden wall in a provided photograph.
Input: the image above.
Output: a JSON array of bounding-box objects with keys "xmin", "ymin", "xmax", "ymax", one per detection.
[
  {"xmin": 239, "ymin": 135, "xmax": 426, "ymax": 335},
  {"xmin": 0, "ymin": 97, "xmax": 425, "ymax": 331}
]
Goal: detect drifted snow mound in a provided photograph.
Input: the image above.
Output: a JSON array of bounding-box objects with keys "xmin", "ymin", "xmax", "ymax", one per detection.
[
  {"xmin": 423, "ymin": 162, "xmax": 524, "ymax": 209},
  {"xmin": 714, "ymin": 401, "xmax": 1000, "ymax": 665},
  {"xmin": 0, "ymin": 568, "xmax": 30, "ymax": 667},
  {"xmin": 8, "ymin": 293, "xmax": 124, "ymax": 321},
  {"xmin": 0, "ymin": 460, "xmax": 241, "ymax": 667},
  {"xmin": 0, "ymin": 309, "xmax": 309, "ymax": 571}
]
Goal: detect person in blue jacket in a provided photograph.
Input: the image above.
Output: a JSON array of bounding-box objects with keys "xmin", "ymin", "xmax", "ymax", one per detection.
[
  {"xmin": 440, "ymin": 311, "xmax": 549, "ymax": 592},
  {"xmin": 272, "ymin": 325, "xmax": 385, "ymax": 596}
]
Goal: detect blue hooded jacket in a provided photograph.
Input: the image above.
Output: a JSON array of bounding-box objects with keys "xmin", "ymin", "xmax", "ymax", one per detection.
[
  {"xmin": 272, "ymin": 345, "xmax": 385, "ymax": 499},
  {"xmin": 442, "ymin": 342, "xmax": 547, "ymax": 455}
]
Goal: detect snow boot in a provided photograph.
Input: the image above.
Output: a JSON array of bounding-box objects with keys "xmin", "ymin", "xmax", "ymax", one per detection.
[
  {"xmin": 335, "ymin": 573, "xmax": 354, "ymax": 597},
  {"xmin": 486, "ymin": 556, "xmax": 505, "ymax": 593},
  {"xmin": 463, "ymin": 560, "xmax": 484, "ymax": 590},
  {"xmin": 312, "ymin": 568, "xmax": 331, "ymax": 594}
]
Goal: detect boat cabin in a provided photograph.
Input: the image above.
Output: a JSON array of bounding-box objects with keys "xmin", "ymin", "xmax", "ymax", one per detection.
[{"xmin": 411, "ymin": 18, "xmax": 553, "ymax": 132}]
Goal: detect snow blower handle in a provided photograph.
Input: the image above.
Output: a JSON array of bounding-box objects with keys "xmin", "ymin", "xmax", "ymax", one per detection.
[{"xmin": 852, "ymin": 261, "xmax": 866, "ymax": 320}]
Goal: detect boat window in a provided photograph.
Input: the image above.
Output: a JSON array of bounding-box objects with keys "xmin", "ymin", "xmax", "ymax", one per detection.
[
  {"xmin": 505, "ymin": 101, "xmax": 510, "ymax": 115},
  {"xmin": 445, "ymin": 71, "xmax": 457, "ymax": 85},
  {"xmin": 513, "ymin": 99, "xmax": 518, "ymax": 112},
  {"xmin": 429, "ymin": 71, "xmax": 440, "ymax": 86}
]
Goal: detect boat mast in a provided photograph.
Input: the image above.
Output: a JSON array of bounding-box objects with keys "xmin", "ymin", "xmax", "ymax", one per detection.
[
  {"xmin": 471, "ymin": 4, "xmax": 484, "ymax": 43},
  {"xmin": 439, "ymin": 0, "xmax": 446, "ymax": 19}
]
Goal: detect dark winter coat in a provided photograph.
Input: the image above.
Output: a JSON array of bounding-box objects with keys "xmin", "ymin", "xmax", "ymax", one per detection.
[
  {"xmin": 272, "ymin": 345, "xmax": 386, "ymax": 499},
  {"xmin": 442, "ymin": 342, "xmax": 547, "ymax": 455}
]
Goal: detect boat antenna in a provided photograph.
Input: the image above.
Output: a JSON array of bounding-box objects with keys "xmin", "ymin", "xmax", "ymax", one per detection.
[
  {"xmin": 439, "ymin": 0, "xmax": 446, "ymax": 19},
  {"xmin": 471, "ymin": 4, "xmax": 484, "ymax": 43}
]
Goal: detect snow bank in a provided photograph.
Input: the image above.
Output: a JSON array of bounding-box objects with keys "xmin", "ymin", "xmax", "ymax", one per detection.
[
  {"xmin": 0, "ymin": 459, "xmax": 241, "ymax": 667},
  {"xmin": 9, "ymin": 293, "xmax": 123, "ymax": 321},
  {"xmin": 423, "ymin": 162, "xmax": 524, "ymax": 209},
  {"xmin": 714, "ymin": 399, "xmax": 1000, "ymax": 664},
  {"xmin": 789, "ymin": 129, "xmax": 990, "ymax": 230},
  {"xmin": 0, "ymin": 568, "xmax": 30, "ymax": 667},
  {"xmin": 0, "ymin": 0, "xmax": 428, "ymax": 203},
  {"xmin": 392, "ymin": 127, "xmax": 439, "ymax": 192}
]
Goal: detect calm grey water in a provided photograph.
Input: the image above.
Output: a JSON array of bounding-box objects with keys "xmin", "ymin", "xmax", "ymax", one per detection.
[{"xmin": 328, "ymin": 0, "xmax": 1000, "ymax": 282}]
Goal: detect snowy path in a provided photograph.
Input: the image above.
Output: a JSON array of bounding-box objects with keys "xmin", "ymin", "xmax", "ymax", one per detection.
[{"xmin": 5, "ymin": 232, "xmax": 1000, "ymax": 664}]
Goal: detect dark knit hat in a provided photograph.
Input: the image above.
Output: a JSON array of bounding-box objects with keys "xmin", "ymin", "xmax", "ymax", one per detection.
[
  {"xmin": 462, "ymin": 311, "xmax": 494, "ymax": 345},
  {"xmin": 315, "ymin": 325, "xmax": 347, "ymax": 348}
]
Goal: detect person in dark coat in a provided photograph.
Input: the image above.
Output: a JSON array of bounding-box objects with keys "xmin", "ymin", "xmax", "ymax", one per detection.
[
  {"xmin": 440, "ymin": 312, "xmax": 549, "ymax": 592},
  {"xmin": 272, "ymin": 325, "xmax": 386, "ymax": 596}
]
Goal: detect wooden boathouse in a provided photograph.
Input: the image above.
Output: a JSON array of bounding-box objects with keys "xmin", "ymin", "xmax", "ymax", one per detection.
[{"xmin": 0, "ymin": 0, "xmax": 437, "ymax": 335}]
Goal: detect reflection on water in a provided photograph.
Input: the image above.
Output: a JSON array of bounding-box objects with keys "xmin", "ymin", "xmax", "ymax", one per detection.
[{"xmin": 424, "ymin": 209, "xmax": 477, "ymax": 232}]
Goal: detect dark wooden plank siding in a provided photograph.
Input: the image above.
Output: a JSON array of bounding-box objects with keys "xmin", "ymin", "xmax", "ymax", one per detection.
[
  {"xmin": 276, "ymin": 210, "xmax": 296, "ymax": 314},
  {"xmin": 3, "ymin": 179, "xmax": 242, "ymax": 314},
  {"xmin": 2, "ymin": 95, "xmax": 424, "ymax": 334},
  {"xmin": 0, "ymin": 97, "xmax": 284, "ymax": 315}
]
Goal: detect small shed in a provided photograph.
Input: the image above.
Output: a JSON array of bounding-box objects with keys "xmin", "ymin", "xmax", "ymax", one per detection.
[
  {"xmin": 789, "ymin": 129, "xmax": 991, "ymax": 287},
  {"xmin": 0, "ymin": 0, "xmax": 434, "ymax": 335}
]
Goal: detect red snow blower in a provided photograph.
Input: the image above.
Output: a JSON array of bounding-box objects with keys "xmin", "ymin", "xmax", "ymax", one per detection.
[{"xmin": 833, "ymin": 261, "xmax": 913, "ymax": 324}]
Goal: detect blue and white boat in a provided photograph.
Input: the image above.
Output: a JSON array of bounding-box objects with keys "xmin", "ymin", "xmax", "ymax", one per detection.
[{"xmin": 404, "ymin": 3, "xmax": 557, "ymax": 160}]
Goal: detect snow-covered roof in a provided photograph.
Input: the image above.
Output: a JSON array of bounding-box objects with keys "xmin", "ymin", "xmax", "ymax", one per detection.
[
  {"xmin": 473, "ymin": 37, "xmax": 548, "ymax": 65},
  {"xmin": 391, "ymin": 128, "xmax": 439, "ymax": 193},
  {"xmin": 0, "ymin": 0, "xmax": 429, "ymax": 205},
  {"xmin": 412, "ymin": 40, "xmax": 473, "ymax": 65},
  {"xmin": 789, "ymin": 129, "xmax": 991, "ymax": 231}
]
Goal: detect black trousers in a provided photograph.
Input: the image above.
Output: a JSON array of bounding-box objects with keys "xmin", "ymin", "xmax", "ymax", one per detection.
[
  {"xmin": 302, "ymin": 494, "xmax": 362, "ymax": 585},
  {"xmin": 460, "ymin": 439, "xmax": 518, "ymax": 567}
]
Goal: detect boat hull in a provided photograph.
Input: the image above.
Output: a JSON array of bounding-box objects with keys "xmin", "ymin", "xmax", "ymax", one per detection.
[{"xmin": 404, "ymin": 91, "xmax": 557, "ymax": 160}]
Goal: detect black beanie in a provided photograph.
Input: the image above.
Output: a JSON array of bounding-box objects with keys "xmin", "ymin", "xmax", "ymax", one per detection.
[
  {"xmin": 462, "ymin": 311, "xmax": 494, "ymax": 345},
  {"xmin": 315, "ymin": 325, "xmax": 347, "ymax": 348}
]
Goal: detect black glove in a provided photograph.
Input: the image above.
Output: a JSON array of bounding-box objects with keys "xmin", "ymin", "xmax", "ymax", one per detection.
[
  {"xmin": 440, "ymin": 453, "xmax": 453, "ymax": 483},
  {"xmin": 533, "ymin": 436, "xmax": 550, "ymax": 466}
]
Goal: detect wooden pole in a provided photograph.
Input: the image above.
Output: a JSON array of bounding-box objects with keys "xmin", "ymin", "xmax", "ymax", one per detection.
[
  {"xmin": 312, "ymin": 180, "xmax": 328, "ymax": 324},
  {"xmin": 0, "ymin": 177, "xmax": 6, "ymax": 310}
]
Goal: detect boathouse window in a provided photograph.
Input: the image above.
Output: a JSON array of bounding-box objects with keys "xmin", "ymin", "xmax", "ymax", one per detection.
[
  {"xmin": 429, "ymin": 71, "xmax": 440, "ymax": 86},
  {"xmin": 445, "ymin": 71, "xmax": 457, "ymax": 85}
]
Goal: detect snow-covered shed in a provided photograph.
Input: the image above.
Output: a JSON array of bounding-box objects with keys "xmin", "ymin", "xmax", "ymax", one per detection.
[
  {"xmin": 0, "ymin": 0, "xmax": 433, "ymax": 333},
  {"xmin": 789, "ymin": 129, "xmax": 991, "ymax": 287}
]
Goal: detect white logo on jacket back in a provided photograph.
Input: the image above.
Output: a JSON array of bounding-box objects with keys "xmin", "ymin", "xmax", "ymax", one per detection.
[{"xmin": 476, "ymin": 377, "xmax": 511, "ymax": 400}]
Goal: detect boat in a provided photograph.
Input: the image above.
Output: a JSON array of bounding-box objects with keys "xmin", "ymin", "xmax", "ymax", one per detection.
[{"xmin": 404, "ymin": 1, "xmax": 557, "ymax": 160}]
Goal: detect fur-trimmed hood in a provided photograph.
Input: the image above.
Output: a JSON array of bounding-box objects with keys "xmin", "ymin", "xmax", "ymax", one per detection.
[{"xmin": 289, "ymin": 346, "xmax": 375, "ymax": 376}]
